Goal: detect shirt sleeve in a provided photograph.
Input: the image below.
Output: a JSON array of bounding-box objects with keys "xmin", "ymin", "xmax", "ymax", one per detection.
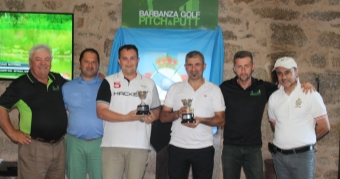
[
  {"xmin": 309, "ymin": 92, "xmax": 328, "ymax": 121},
  {"xmin": 150, "ymin": 82, "xmax": 161, "ymax": 110},
  {"xmin": 163, "ymin": 84, "xmax": 175, "ymax": 109},
  {"xmin": 96, "ymin": 79, "xmax": 111, "ymax": 104},
  {"xmin": 0, "ymin": 80, "xmax": 21, "ymax": 110},
  {"xmin": 61, "ymin": 82, "xmax": 69, "ymax": 109},
  {"xmin": 268, "ymin": 96, "xmax": 276, "ymax": 122},
  {"xmin": 212, "ymin": 86, "xmax": 225, "ymax": 112}
]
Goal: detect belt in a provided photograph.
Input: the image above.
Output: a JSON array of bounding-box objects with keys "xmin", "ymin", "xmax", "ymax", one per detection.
[
  {"xmin": 83, "ymin": 137, "xmax": 99, "ymax": 141},
  {"xmin": 31, "ymin": 136, "xmax": 64, "ymax": 144},
  {"xmin": 276, "ymin": 145, "xmax": 314, "ymax": 155},
  {"xmin": 68, "ymin": 134, "xmax": 101, "ymax": 141}
]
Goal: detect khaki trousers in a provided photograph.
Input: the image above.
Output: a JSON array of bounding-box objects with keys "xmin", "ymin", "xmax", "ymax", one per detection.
[
  {"xmin": 18, "ymin": 138, "xmax": 65, "ymax": 179},
  {"xmin": 102, "ymin": 147, "xmax": 148, "ymax": 179}
]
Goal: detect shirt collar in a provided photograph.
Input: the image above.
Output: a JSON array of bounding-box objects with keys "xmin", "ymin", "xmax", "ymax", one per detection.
[
  {"xmin": 184, "ymin": 78, "xmax": 207, "ymax": 88},
  {"xmin": 76, "ymin": 74, "xmax": 101, "ymax": 85},
  {"xmin": 118, "ymin": 70, "xmax": 142, "ymax": 81},
  {"xmin": 232, "ymin": 76, "xmax": 257, "ymax": 90},
  {"xmin": 27, "ymin": 70, "xmax": 54, "ymax": 84}
]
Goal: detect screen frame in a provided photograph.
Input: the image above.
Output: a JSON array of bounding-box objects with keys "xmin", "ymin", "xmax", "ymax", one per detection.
[{"xmin": 0, "ymin": 11, "xmax": 74, "ymax": 81}]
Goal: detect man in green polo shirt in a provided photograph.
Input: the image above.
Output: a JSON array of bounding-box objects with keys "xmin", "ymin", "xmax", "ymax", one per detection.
[{"xmin": 0, "ymin": 44, "xmax": 68, "ymax": 179}]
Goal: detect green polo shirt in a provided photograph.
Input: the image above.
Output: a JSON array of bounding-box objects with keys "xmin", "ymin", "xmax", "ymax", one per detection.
[{"xmin": 0, "ymin": 71, "xmax": 68, "ymax": 141}]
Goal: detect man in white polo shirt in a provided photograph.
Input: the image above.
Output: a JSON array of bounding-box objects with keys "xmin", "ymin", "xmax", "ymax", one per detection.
[
  {"xmin": 268, "ymin": 57, "xmax": 330, "ymax": 179},
  {"xmin": 160, "ymin": 51, "xmax": 225, "ymax": 179},
  {"xmin": 96, "ymin": 44, "xmax": 161, "ymax": 179}
]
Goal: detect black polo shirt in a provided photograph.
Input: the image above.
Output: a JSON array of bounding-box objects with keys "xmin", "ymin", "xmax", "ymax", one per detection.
[
  {"xmin": 220, "ymin": 77, "xmax": 277, "ymax": 146},
  {"xmin": 0, "ymin": 71, "xmax": 68, "ymax": 141}
]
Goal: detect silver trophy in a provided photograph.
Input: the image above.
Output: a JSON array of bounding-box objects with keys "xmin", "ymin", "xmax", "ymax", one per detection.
[
  {"xmin": 181, "ymin": 99, "xmax": 195, "ymax": 123},
  {"xmin": 136, "ymin": 91, "xmax": 150, "ymax": 115}
]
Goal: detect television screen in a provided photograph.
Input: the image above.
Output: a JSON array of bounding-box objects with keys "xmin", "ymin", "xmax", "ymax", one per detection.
[{"xmin": 0, "ymin": 11, "xmax": 73, "ymax": 80}]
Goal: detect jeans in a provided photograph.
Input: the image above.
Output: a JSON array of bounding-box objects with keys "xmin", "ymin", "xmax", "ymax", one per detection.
[
  {"xmin": 222, "ymin": 145, "xmax": 264, "ymax": 179},
  {"xmin": 273, "ymin": 150, "xmax": 315, "ymax": 179}
]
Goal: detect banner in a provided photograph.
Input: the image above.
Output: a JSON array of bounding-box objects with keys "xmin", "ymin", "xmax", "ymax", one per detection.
[
  {"xmin": 108, "ymin": 27, "xmax": 224, "ymax": 103},
  {"xmin": 122, "ymin": 0, "xmax": 218, "ymax": 30}
]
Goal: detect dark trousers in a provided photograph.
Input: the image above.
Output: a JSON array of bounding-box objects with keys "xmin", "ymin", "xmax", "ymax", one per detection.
[{"xmin": 168, "ymin": 144, "xmax": 214, "ymax": 179}]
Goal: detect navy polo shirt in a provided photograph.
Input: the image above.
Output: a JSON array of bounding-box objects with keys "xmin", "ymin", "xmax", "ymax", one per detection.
[{"xmin": 0, "ymin": 71, "xmax": 68, "ymax": 141}]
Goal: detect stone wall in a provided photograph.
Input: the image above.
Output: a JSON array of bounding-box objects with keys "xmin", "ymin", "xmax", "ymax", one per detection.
[
  {"xmin": 0, "ymin": 0, "xmax": 339, "ymax": 178},
  {"xmin": 218, "ymin": 0, "xmax": 340, "ymax": 178}
]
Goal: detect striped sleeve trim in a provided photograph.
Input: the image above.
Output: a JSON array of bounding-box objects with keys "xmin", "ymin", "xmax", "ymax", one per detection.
[
  {"xmin": 269, "ymin": 118, "xmax": 276, "ymax": 122},
  {"xmin": 314, "ymin": 114, "xmax": 328, "ymax": 121}
]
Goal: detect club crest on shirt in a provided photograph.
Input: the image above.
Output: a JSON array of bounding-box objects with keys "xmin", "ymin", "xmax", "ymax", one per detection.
[
  {"xmin": 114, "ymin": 82, "xmax": 121, "ymax": 88},
  {"xmin": 250, "ymin": 89, "xmax": 261, "ymax": 96},
  {"xmin": 295, "ymin": 98, "xmax": 302, "ymax": 108},
  {"xmin": 52, "ymin": 85, "xmax": 60, "ymax": 91}
]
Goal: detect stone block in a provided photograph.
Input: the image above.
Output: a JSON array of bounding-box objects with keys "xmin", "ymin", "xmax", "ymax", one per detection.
[
  {"xmin": 252, "ymin": 67, "xmax": 269, "ymax": 81},
  {"xmin": 224, "ymin": 43, "xmax": 243, "ymax": 63},
  {"xmin": 299, "ymin": 72, "xmax": 340, "ymax": 104},
  {"xmin": 266, "ymin": 51, "xmax": 298, "ymax": 64},
  {"xmin": 310, "ymin": 54, "xmax": 327, "ymax": 68},
  {"xmin": 223, "ymin": 69, "xmax": 236, "ymax": 81},
  {"xmin": 295, "ymin": 0, "xmax": 321, "ymax": 5},
  {"xmin": 318, "ymin": 32, "xmax": 340, "ymax": 49},
  {"xmin": 42, "ymin": 1, "xmax": 62, "ymax": 10},
  {"xmin": 4, "ymin": 0, "xmax": 24, "ymax": 10},
  {"xmin": 323, "ymin": 170, "xmax": 338, "ymax": 179},
  {"xmin": 271, "ymin": 24, "xmax": 308, "ymax": 47},
  {"xmin": 74, "ymin": 3, "xmax": 94, "ymax": 14},
  {"xmin": 234, "ymin": 0, "xmax": 255, "ymax": 4},
  {"xmin": 307, "ymin": 11, "xmax": 340, "ymax": 21},
  {"xmin": 331, "ymin": 24, "xmax": 340, "ymax": 28},
  {"xmin": 252, "ymin": 8, "xmax": 300, "ymax": 20},
  {"xmin": 104, "ymin": 38, "xmax": 113, "ymax": 57},
  {"xmin": 108, "ymin": 10, "xmax": 118, "ymax": 22},
  {"xmin": 331, "ymin": 57, "xmax": 340, "ymax": 68},
  {"xmin": 223, "ymin": 30, "xmax": 237, "ymax": 41},
  {"xmin": 218, "ymin": 16, "xmax": 241, "ymax": 25}
]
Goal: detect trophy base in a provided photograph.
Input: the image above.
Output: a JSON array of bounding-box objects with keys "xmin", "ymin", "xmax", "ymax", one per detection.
[
  {"xmin": 136, "ymin": 111, "xmax": 151, "ymax": 115},
  {"xmin": 136, "ymin": 105, "xmax": 150, "ymax": 115},
  {"xmin": 181, "ymin": 113, "xmax": 195, "ymax": 123}
]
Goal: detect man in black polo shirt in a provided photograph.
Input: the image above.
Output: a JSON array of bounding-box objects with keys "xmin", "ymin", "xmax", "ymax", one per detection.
[
  {"xmin": 220, "ymin": 51, "xmax": 313, "ymax": 179},
  {"xmin": 0, "ymin": 44, "xmax": 67, "ymax": 179}
]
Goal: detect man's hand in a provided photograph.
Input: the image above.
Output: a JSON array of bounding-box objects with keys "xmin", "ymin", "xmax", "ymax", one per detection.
[
  {"xmin": 301, "ymin": 82, "xmax": 316, "ymax": 94},
  {"xmin": 127, "ymin": 110, "xmax": 145, "ymax": 122},
  {"xmin": 10, "ymin": 130, "xmax": 31, "ymax": 145},
  {"xmin": 182, "ymin": 117, "xmax": 201, "ymax": 128},
  {"xmin": 144, "ymin": 112, "xmax": 156, "ymax": 124},
  {"xmin": 178, "ymin": 106, "xmax": 187, "ymax": 119},
  {"xmin": 98, "ymin": 72, "xmax": 105, "ymax": 80}
]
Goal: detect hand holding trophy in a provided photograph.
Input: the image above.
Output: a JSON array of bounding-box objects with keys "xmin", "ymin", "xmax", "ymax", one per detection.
[
  {"xmin": 181, "ymin": 99, "xmax": 195, "ymax": 123},
  {"xmin": 136, "ymin": 91, "xmax": 150, "ymax": 115}
]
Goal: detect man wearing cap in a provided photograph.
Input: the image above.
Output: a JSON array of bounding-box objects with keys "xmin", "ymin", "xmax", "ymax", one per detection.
[
  {"xmin": 268, "ymin": 57, "xmax": 330, "ymax": 179},
  {"xmin": 220, "ymin": 51, "xmax": 314, "ymax": 179}
]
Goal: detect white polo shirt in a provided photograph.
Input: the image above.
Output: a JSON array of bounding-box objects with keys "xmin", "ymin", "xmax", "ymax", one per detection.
[
  {"xmin": 163, "ymin": 79, "xmax": 225, "ymax": 149},
  {"xmin": 268, "ymin": 80, "xmax": 328, "ymax": 149},
  {"xmin": 97, "ymin": 71, "xmax": 161, "ymax": 149}
]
